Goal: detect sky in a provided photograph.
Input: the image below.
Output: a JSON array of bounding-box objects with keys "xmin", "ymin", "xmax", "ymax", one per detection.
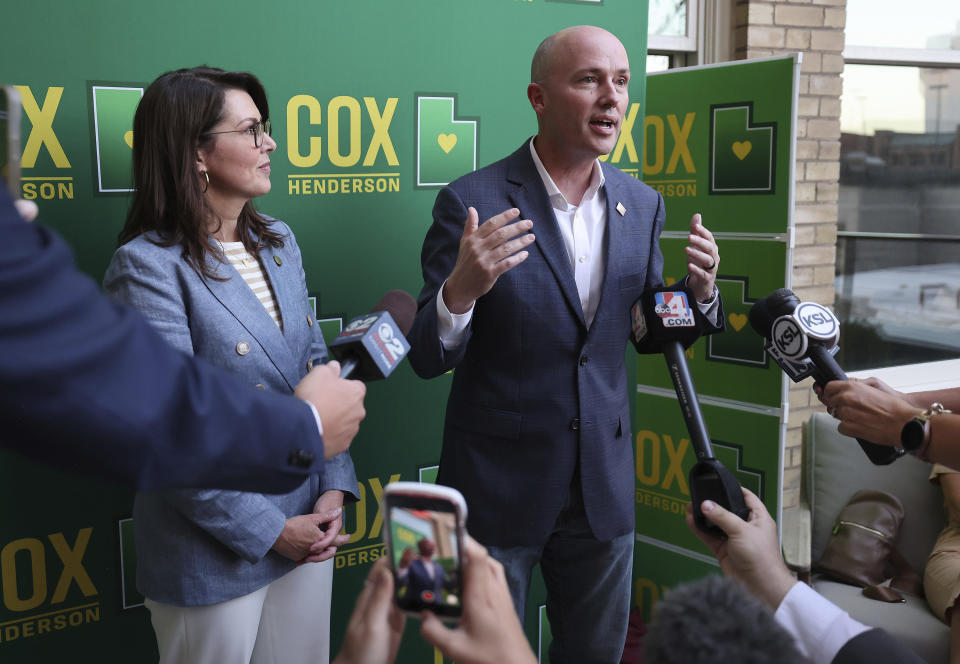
[{"xmin": 840, "ymin": 0, "xmax": 960, "ymax": 134}]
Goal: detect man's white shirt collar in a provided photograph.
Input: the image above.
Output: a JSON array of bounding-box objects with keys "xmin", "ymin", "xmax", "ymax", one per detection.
[{"xmin": 528, "ymin": 138, "xmax": 605, "ymax": 210}]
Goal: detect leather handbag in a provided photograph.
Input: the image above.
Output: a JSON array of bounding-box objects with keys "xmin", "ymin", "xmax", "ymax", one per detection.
[{"xmin": 816, "ymin": 489, "xmax": 923, "ymax": 603}]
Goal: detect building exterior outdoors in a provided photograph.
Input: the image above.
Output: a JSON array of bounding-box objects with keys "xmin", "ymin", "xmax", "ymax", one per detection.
[{"xmin": 649, "ymin": 0, "xmax": 960, "ymax": 517}]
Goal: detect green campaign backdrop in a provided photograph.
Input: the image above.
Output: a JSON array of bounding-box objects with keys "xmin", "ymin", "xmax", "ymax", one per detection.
[
  {"xmin": 633, "ymin": 56, "xmax": 800, "ymax": 618},
  {"xmin": 0, "ymin": 2, "xmax": 652, "ymax": 661}
]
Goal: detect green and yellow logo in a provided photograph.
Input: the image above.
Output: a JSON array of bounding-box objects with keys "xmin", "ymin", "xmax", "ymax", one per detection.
[
  {"xmin": 0, "ymin": 527, "xmax": 101, "ymax": 643},
  {"xmin": 285, "ymin": 95, "xmax": 400, "ymax": 197},
  {"xmin": 707, "ymin": 277, "xmax": 768, "ymax": 367},
  {"xmin": 90, "ymin": 85, "xmax": 142, "ymax": 194},
  {"xmin": 416, "ymin": 95, "xmax": 477, "ymax": 188},
  {"xmin": 15, "ymin": 85, "xmax": 74, "ymax": 201},
  {"xmin": 709, "ymin": 103, "xmax": 776, "ymax": 195}
]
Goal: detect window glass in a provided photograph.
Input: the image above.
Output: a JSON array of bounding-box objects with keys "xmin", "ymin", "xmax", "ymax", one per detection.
[
  {"xmin": 646, "ymin": 54, "xmax": 671, "ymax": 73},
  {"xmin": 649, "ymin": 0, "xmax": 688, "ymax": 38},
  {"xmin": 837, "ymin": 63, "xmax": 960, "ymax": 370},
  {"xmin": 846, "ymin": 1, "xmax": 960, "ymax": 50}
]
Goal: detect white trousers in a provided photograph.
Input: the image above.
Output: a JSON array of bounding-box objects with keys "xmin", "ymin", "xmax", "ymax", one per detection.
[{"xmin": 145, "ymin": 558, "xmax": 333, "ymax": 664}]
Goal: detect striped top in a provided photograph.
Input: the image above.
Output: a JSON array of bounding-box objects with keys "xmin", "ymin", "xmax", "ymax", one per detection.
[{"xmin": 219, "ymin": 240, "xmax": 283, "ymax": 330}]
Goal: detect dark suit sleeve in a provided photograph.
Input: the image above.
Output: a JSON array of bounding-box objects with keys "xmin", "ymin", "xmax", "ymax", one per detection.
[
  {"xmin": 407, "ymin": 185, "xmax": 473, "ymax": 379},
  {"xmin": 0, "ymin": 187, "xmax": 324, "ymax": 492},
  {"xmin": 628, "ymin": 190, "xmax": 724, "ymax": 353},
  {"xmin": 831, "ymin": 628, "xmax": 926, "ymax": 664}
]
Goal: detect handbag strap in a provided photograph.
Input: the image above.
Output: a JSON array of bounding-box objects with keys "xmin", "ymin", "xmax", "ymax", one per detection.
[
  {"xmin": 889, "ymin": 548, "xmax": 924, "ymax": 597},
  {"xmin": 860, "ymin": 548, "xmax": 924, "ymax": 603}
]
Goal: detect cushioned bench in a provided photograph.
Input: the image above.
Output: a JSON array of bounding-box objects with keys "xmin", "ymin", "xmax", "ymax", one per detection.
[{"xmin": 784, "ymin": 412, "xmax": 950, "ymax": 663}]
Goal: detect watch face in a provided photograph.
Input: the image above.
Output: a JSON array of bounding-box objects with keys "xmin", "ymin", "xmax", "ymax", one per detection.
[{"xmin": 901, "ymin": 418, "xmax": 925, "ymax": 451}]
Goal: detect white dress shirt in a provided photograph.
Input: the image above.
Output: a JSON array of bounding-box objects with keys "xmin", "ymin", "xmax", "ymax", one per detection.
[{"xmin": 775, "ymin": 581, "xmax": 870, "ymax": 664}]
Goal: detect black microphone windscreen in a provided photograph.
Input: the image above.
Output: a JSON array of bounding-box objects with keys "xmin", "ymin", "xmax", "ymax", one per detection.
[
  {"xmin": 632, "ymin": 288, "xmax": 702, "ymax": 352},
  {"xmin": 645, "ymin": 576, "xmax": 806, "ymax": 664},
  {"xmin": 371, "ymin": 290, "xmax": 417, "ymax": 336},
  {"xmin": 748, "ymin": 288, "xmax": 799, "ymax": 337}
]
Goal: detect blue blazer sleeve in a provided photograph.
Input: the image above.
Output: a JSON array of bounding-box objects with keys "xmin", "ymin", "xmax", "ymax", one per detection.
[
  {"xmin": 105, "ymin": 243, "xmax": 290, "ymax": 563},
  {"xmin": 0, "ymin": 186, "xmax": 325, "ymax": 491}
]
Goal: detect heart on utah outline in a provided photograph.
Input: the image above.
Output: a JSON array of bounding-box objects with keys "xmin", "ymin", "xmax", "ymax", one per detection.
[
  {"xmin": 728, "ymin": 313, "xmax": 748, "ymax": 331},
  {"xmin": 437, "ymin": 133, "xmax": 457, "ymax": 153},
  {"xmin": 731, "ymin": 141, "xmax": 751, "ymax": 160}
]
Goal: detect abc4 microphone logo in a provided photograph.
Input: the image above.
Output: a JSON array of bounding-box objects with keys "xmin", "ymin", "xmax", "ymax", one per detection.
[{"xmin": 653, "ymin": 292, "xmax": 695, "ymax": 328}]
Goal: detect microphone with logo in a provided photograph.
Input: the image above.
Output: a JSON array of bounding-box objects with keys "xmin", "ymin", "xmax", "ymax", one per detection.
[
  {"xmin": 631, "ymin": 287, "xmax": 749, "ymax": 536},
  {"xmin": 747, "ymin": 288, "xmax": 899, "ymax": 465},
  {"xmin": 329, "ymin": 290, "xmax": 416, "ymax": 382}
]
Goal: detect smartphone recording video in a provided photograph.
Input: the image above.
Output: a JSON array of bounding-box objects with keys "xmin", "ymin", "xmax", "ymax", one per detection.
[
  {"xmin": 1, "ymin": 85, "xmax": 22, "ymax": 197},
  {"xmin": 381, "ymin": 482, "xmax": 466, "ymax": 621}
]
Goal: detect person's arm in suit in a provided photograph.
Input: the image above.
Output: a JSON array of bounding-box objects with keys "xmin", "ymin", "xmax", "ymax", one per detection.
[
  {"xmin": 623, "ymin": 192, "xmax": 723, "ymax": 353},
  {"xmin": 831, "ymin": 628, "xmax": 924, "ymax": 664},
  {"xmin": 688, "ymin": 488, "xmax": 924, "ymax": 664},
  {"xmin": 0, "ymin": 187, "xmax": 364, "ymax": 492},
  {"xmin": 407, "ymin": 186, "xmax": 534, "ymax": 379},
  {"xmin": 104, "ymin": 241, "xmax": 310, "ymax": 563}
]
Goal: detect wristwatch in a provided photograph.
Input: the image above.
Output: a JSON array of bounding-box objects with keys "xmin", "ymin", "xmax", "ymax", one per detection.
[{"xmin": 901, "ymin": 402, "xmax": 951, "ymax": 459}]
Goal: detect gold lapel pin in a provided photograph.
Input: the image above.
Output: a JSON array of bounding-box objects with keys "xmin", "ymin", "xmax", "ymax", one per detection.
[{"xmin": 616, "ymin": 202, "xmax": 626, "ymax": 216}]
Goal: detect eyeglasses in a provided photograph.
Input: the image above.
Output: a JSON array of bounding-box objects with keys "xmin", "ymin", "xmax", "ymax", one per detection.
[{"xmin": 204, "ymin": 119, "xmax": 272, "ymax": 148}]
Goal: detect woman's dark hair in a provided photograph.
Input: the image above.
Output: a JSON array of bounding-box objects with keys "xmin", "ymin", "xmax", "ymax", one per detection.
[{"xmin": 118, "ymin": 66, "xmax": 282, "ymax": 278}]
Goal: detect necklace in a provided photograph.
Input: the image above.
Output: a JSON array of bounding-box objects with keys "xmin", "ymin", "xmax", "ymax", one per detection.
[{"xmin": 215, "ymin": 238, "xmax": 252, "ymax": 268}]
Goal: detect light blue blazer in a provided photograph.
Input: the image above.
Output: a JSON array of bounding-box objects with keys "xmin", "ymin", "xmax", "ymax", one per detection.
[{"xmin": 104, "ymin": 219, "xmax": 358, "ymax": 606}]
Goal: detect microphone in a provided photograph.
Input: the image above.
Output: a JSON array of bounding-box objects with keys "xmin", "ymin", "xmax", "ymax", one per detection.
[
  {"xmin": 631, "ymin": 287, "xmax": 750, "ymax": 536},
  {"xmin": 748, "ymin": 288, "xmax": 900, "ymax": 465},
  {"xmin": 329, "ymin": 290, "xmax": 416, "ymax": 381}
]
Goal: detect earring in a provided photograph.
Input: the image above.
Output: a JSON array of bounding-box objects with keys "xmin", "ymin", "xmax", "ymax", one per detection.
[{"xmin": 201, "ymin": 171, "xmax": 210, "ymax": 194}]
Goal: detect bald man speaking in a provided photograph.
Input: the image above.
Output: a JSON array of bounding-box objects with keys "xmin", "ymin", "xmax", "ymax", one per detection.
[{"xmin": 407, "ymin": 26, "xmax": 723, "ymax": 662}]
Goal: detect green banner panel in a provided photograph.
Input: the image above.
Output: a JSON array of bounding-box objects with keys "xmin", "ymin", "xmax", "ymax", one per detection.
[
  {"xmin": 632, "ymin": 539, "xmax": 718, "ymax": 624},
  {"xmin": 0, "ymin": 452, "xmax": 155, "ymax": 657},
  {"xmin": 639, "ymin": 236, "xmax": 788, "ymax": 407},
  {"xmin": 633, "ymin": 394, "xmax": 781, "ymax": 550},
  {"xmin": 643, "ymin": 57, "xmax": 797, "ymax": 234},
  {"xmin": 0, "ymin": 1, "xmax": 649, "ymax": 661},
  {"xmin": 634, "ymin": 55, "xmax": 799, "ymax": 614}
]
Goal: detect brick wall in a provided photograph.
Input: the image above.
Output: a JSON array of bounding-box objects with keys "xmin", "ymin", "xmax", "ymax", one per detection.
[{"xmin": 734, "ymin": 0, "xmax": 846, "ymax": 511}]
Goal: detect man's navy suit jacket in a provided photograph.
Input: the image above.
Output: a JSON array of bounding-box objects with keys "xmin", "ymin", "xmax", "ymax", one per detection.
[
  {"xmin": 0, "ymin": 185, "xmax": 325, "ymax": 491},
  {"xmin": 833, "ymin": 628, "xmax": 925, "ymax": 664},
  {"xmin": 404, "ymin": 558, "xmax": 446, "ymax": 605},
  {"xmin": 408, "ymin": 142, "xmax": 723, "ymax": 547}
]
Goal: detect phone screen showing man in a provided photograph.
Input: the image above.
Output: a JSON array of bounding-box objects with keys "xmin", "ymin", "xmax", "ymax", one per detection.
[{"xmin": 388, "ymin": 503, "xmax": 463, "ymax": 619}]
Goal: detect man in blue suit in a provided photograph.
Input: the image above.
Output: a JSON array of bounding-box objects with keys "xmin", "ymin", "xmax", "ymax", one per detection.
[
  {"xmin": 398, "ymin": 538, "xmax": 447, "ymax": 606},
  {"xmin": 407, "ymin": 25, "xmax": 722, "ymax": 663},
  {"xmin": 0, "ymin": 186, "xmax": 366, "ymax": 493}
]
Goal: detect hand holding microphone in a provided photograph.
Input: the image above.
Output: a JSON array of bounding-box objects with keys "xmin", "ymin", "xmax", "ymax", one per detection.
[
  {"xmin": 632, "ymin": 287, "xmax": 749, "ymax": 536},
  {"xmin": 748, "ymin": 288, "xmax": 900, "ymax": 465}
]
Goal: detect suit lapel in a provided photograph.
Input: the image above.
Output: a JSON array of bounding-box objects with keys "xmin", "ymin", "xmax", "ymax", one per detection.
[
  {"xmin": 589, "ymin": 167, "xmax": 627, "ymax": 331},
  {"xmin": 505, "ymin": 146, "xmax": 586, "ymax": 327},
  {"xmin": 201, "ymin": 241, "xmax": 301, "ymax": 390}
]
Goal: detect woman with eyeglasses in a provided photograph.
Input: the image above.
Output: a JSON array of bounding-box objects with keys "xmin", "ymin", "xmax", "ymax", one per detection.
[{"xmin": 103, "ymin": 66, "xmax": 357, "ymax": 664}]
